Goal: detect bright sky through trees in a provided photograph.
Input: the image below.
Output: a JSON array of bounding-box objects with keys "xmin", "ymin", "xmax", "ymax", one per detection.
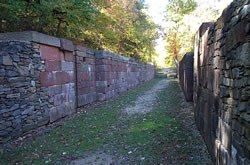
[{"xmin": 144, "ymin": 0, "xmax": 233, "ymax": 67}]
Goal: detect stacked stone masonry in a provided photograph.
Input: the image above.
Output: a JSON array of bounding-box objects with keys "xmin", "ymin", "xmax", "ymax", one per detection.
[
  {"xmin": 193, "ymin": 0, "xmax": 250, "ymax": 164},
  {"xmin": 178, "ymin": 52, "xmax": 194, "ymax": 102},
  {"xmin": 0, "ymin": 31, "xmax": 155, "ymax": 144}
]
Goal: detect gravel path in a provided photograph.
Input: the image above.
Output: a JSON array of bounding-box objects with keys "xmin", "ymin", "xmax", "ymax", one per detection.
[
  {"xmin": 124, "ymin": 79, "xmax": 168, "ymax": 115},
  {"xmin": 71, "ymin": 80, "xmax": 169, "ymax": 165},
  {"xmin": 70, "ymin": 79, "xmax": 212, "ymax": 165}
]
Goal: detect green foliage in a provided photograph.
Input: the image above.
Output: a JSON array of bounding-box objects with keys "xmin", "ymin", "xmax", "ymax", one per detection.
[
  {"xmin": 0, "ymin": 0, "xmax": 158, "ymax": 62},
  {"xmin": 164, "ymin": 0, "xmax": 197, "ymax": 63}
]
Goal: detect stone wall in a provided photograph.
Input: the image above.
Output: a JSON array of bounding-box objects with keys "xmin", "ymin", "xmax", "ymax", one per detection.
[
  {"xmin": 0, "ymin": 41, "xmax": 50, "ymax": 143},
  {"xmin": 193, "ymin": 0, "xmax": 250, "ymax": 164},
  {"xmin": 75, "ymin": 46, "xmax": 96, "ymax": 107},
  {"xmin": 178, "ymin": 52, "xmax": 194, "ymax": 101},
  {"xmin": 0, "ymin": 31, "xmax": 155, "ymax": 144},
  {"xmin": 39, "ymin": 40, "xmax": 76, "ymax": 123},
  {"xmin": 95, "ymin": 51, "xmax": 155, "ymax": 101}
]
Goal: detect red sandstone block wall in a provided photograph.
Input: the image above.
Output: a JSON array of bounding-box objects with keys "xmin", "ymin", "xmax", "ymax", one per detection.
[
  {"xmin": 39, "ymin": 44, "xmax": 76, "ymax": 122},
  {"xmin": 75, "ymin": 46, "xmax": 96, "ymax": 107}
]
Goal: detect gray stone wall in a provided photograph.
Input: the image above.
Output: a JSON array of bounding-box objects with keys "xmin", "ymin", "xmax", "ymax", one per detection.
[
  {"xmin": 0, "ymin": 41, "xmax": 50, "ymax": 143},
  {"xmin": 193, "ymin": 0, "xmax": 250, "ymax": 164},
  {"xmin": 0, "ymin": 31, "xmax": 155, "ymax": 144}
]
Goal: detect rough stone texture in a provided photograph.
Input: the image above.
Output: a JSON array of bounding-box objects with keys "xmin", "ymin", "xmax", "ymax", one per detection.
[
  {"xmin": 193, "ymin": 0, "xmax": 250, "ymax": 164},
  {"xmin": 0, "ymin": 41, "xmax": 50, "ymax": 144},
  {"xmin": 178, "ymin": 52, "xmax": 194, "ymax": 101},
  {"xmin": 95, "ymin": 51, "xmax": 155, "ymax": 101},
  {"xmin": 0, "ymin": 31, "xmax": 155, "ymax": 144},
  {"xmin": 75, "ymin": 46, "xmax": 96, "ymax": 107},
  {"xmin": 39, "ymin": 44, "xmax": 76, "ymax": 123}
]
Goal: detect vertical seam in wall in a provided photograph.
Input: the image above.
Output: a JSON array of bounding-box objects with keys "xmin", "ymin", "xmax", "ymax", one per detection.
[{"xmin": 74, "ymin": 51, "xmax": 79, "ymax": 110}]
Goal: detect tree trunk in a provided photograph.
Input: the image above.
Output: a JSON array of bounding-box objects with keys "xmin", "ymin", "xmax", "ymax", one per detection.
[{"xmin": 56, "ymin": 19, "xmax": 62, "ymax": 36}]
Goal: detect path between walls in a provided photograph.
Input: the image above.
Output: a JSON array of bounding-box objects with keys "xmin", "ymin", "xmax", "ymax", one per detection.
[
  {"xmin": 71, "ymin": 80, "xmax": 168, "ymax": 165},
  {"xmin": 123, "ymin": 79, "xmax": 168, "ymax": 116}
]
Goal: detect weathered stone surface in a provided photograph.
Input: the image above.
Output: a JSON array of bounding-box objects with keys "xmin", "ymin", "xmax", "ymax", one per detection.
[
  {"xmin": 0, "ymin": 34, "xmax": 155, "ymax": 145},
  {"xmin": 193, "ymin": 0, "xmax": 250, "ymax": 163},
  {"xmin": 60, "ymin": 38, "xmax": 74, "ymax": 51},
  {"xmin": 40, "ymin": 45, "xmax": 61, "ymax": 61},
  {"xmin": 0, "ymin": 31, "xmax": 60, "ymax": 47},
  {"xmin": 2, "ymin": 55, "xmax": 13, "ymax": 65},
  {"xmin": 62, "ymin": 61, "xmax": 74, "ymax": 71},
  {"xmin": 0, "ymin": 41, "xmax": 51, "ymax": 144},
  {"xmin": 6, "ymin": 93, "xmax": 20, "ymax": 99}
]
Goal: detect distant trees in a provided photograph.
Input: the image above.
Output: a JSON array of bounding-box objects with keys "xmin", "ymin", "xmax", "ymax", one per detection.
[
  {"xmin": 164, "ymin": 0, "xmax": 224, "ymax": 66},
  {"xmin": 0, "ymin": 0, "xmax": 158, "ymax": 62},
  {"xmin": 164, "ymin": 0, "xmax": 197, "ymax": 65}
]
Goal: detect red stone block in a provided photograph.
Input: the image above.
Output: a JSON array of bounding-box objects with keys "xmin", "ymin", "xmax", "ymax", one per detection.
[
  {"xmin": 64, "ymin": 51, "xmax": 74, "ymax": 62},
  {"xmin": 40, "ymin": 71, "xmax": 55, "ymax": 87},
  {"xmin": 45, "ymin": 60, "xmax": 61, "ymax": 72},
  {"xmin": 55, "ymin": 71, "xmax": 70, "ymax": 85},
  {"xmin": 40, "ymin": 45, "xmax": 61, "ymax": 61},
  {"xmin": 77, "ymin": 72, "xmax": 88, "ymax": 82}
]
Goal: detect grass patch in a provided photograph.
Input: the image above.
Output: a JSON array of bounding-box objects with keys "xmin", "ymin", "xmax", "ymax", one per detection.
[
  {"xmin": 0, "ymin": 79, "xmax": 162, "ymax": 164},
  {"xmin": 1, "ymin": 79, "xmax": 197, "ymax": 164}
]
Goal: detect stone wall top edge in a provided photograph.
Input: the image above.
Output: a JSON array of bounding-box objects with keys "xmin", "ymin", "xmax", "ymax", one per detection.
[
  {"xmin": 95, "ymin": 50, "xmax": 130, "ymax": 62},
  {"xmin": 75, "ymin": 45, "xmax": 95, "ymax": 55},
  {"xmin": 0, "ymin": 31, "xmax": 74, "ymax": 52}
]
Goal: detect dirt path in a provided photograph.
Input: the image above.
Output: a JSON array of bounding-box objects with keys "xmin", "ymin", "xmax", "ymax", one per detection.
[
  {"xmin": 70, "ymin": 79, "xmax": 212, "ymax": 165},
  {"xmin": 124, "ymin": 79, "xmax": 168, "ymax": 115},
  {"xmin": 71, "ymin": 80, "xmax": 168, "ymax": 165},
  {"xmin": 1, "ymin": 79, "xmax": 212, "ymax": 164}
]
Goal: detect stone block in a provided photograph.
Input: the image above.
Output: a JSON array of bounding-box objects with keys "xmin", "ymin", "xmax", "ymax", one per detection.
[
  {"xmin": 2, "ymin": 55, "xmax": 13, "ymax": 65},
  {"xmin": 96, "ymin": 65, "xmax": 111, "ymax": 72},
  {"xmin": 64, "ymin": 51, "xmax": 74, "ymax": 62},
  {"xmin": 60, "ymin": 38, "xmax": 74, "ymax": 51},
  {"xmin": 53, "ymin": 94, "xmax": 64, "ymax": 106},
  {"xmin": 49, "ymin": 106, "xmax": 64, "ymax": 123},
  {"xmin": 97, "ymin": 93, "xmax": 106, "ymax": 101},
  {"xmin": 222, "ymin": 78, "xmax": 232, "ymax": 87},
  {"xmin": 77, "ymin": 71, "xmax": 88, "ymax": 81},
  {"xmin": 40, "ymin": 72, "xmax": 55, "ymax": 87},
  {"xmin": 78, "ymin": 95, "xmax": 87, "ymax": 107},
  {"xmin": 40, "ymin": 45, "xmax": 61, "ymax": 61},
  {"xmin": 225, "ymin": 19, "xmax": 248, "ymax": 52},
  {"xmin": 45, "ymin": 60, "xmax": 61, "ymax": 72},
  {"xmin": 48, "ymin": 85, "xmax": 62, "ymax": 97},
  {"xmin": 0, "ymin": 31, "xmax": 61, "ymax": 47},
  {"xmin": 55, "ymin": 71, "xmax": 70, "ymax": 85},
  {"xmin": 96, "ymin": 81, "xmax": 108, "ymax": 87},
  {"xmin": 241, "ymin": 113, "xmax": 250, "ymax": 123},
  {"xmin": 61, "ymin": 61, "xmax": 74, "ymax": 71},
  {"xmin": 6, "ymin": 93, "xmax": 20, "ymax": 99},
  {"xmin": 22, "ymin": 106, "xmax": 35, "ymax": 115},
  {"xmin": 220, "ymin": 86, "xmax": 230, "ymax": 97},
  {"xmin": 96, "ymin": 72, "xmax": 111, "ymax": 81}
]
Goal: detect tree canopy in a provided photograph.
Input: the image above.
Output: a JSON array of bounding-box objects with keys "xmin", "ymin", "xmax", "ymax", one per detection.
[
  {"xmin": 164, "ymin": 0, "xmax": 197, "ymax": 65},
  {"xmin": 0, "ymin": 0, "xmax": 158, "ymax": 62},
  {"xmin": 164, "ymin": 0, "xmax": 229, "ymax": 67}
]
